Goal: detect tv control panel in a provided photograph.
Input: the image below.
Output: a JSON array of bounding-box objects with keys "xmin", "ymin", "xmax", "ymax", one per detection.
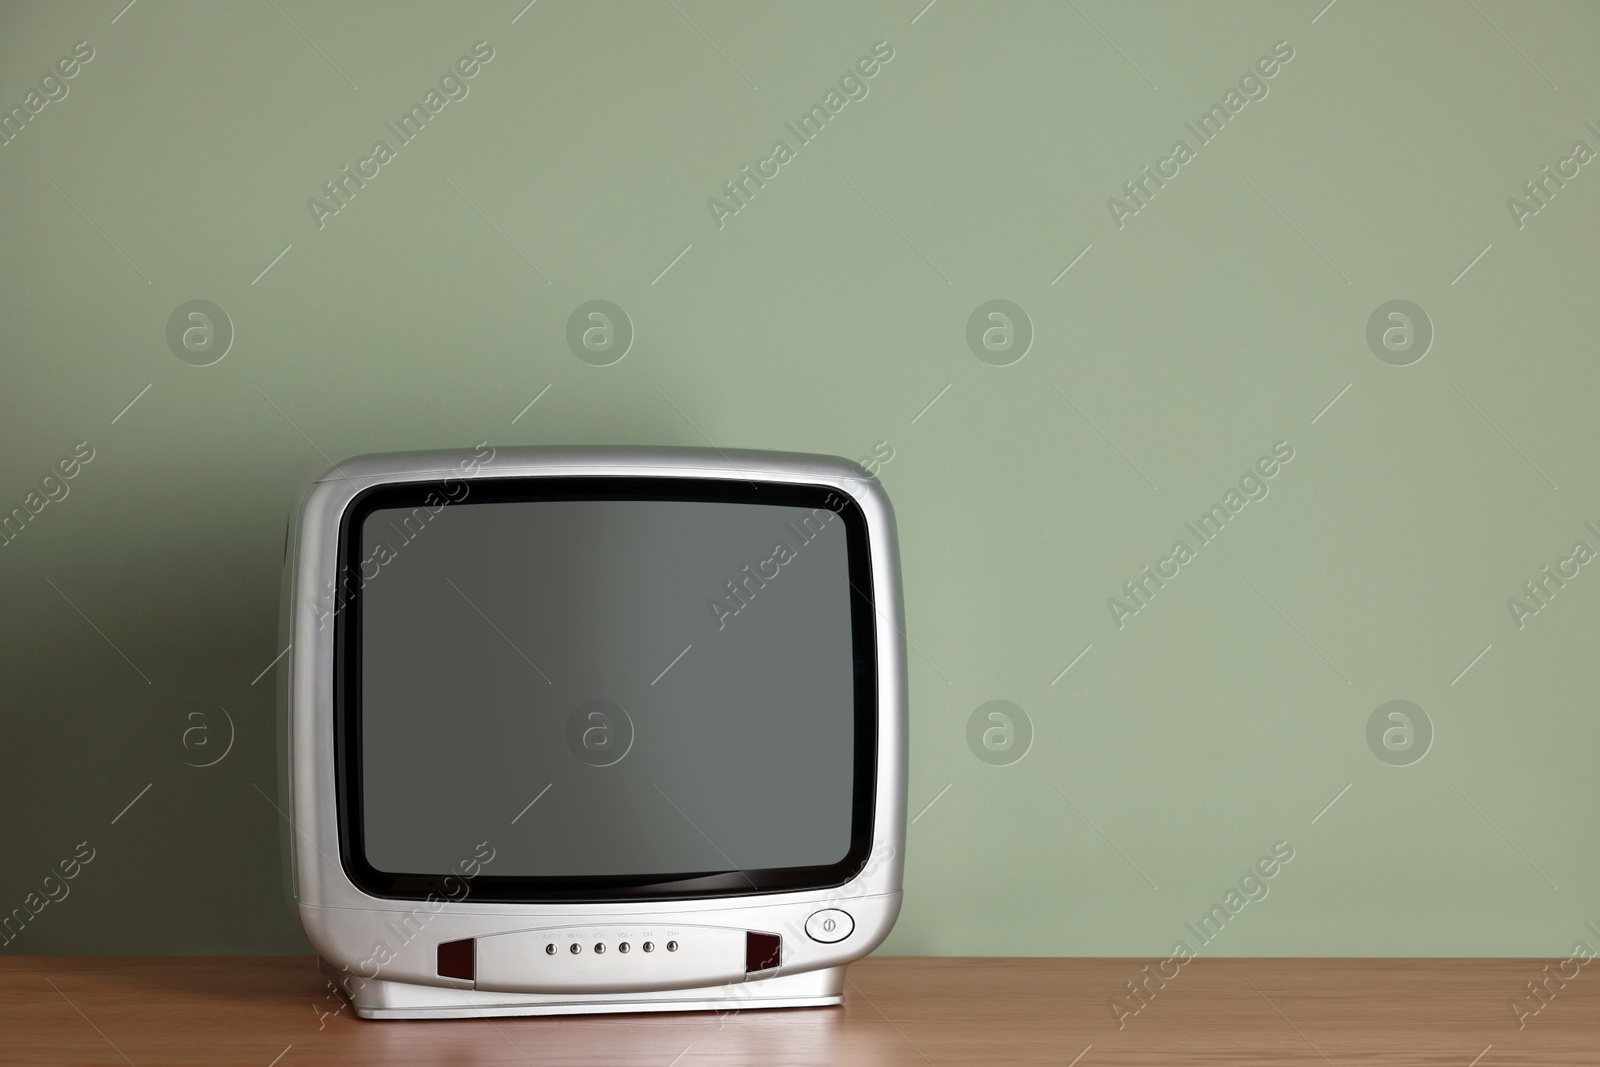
[{"xmin": 437, "ymin": 924, "xmax": 784, "ymax": 994}]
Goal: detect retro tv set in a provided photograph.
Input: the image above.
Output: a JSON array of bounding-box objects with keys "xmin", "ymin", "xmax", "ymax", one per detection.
[{"xmin": 276, "ymin": 446, "xmax": 906, "ymax": 1019}]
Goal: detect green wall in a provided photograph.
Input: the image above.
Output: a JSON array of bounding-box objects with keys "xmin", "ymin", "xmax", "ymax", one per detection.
[{"xmin": 2, "ymin": 0, "xmax": 1597, "ymax": 956}]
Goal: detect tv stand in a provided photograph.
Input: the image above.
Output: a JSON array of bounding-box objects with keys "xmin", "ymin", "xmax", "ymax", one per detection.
[{"xmin": 320, "ymin": 958, "xmax": 848, "ymax": 1019}]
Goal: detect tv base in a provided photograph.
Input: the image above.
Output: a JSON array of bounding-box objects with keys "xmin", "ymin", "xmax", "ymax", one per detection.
[{"xmin": 322, "ymin": 958, "xmax": 848, "ymax": 1020}]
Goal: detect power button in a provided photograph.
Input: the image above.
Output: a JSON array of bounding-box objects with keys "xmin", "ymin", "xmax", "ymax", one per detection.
[{"xmin": 805, "ymin": 909, "xmax": 854, "ymax": 944}]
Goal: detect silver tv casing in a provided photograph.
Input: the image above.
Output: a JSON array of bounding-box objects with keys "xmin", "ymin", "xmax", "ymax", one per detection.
[{"xmin": 276, "ymin": 446, "xmax": 907, "ymax": 1019}]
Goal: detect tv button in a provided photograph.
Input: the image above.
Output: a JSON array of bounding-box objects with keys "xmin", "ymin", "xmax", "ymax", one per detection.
[{"xmin": 805, "ymin": 909, "xmax": 853, "ymax": 944}]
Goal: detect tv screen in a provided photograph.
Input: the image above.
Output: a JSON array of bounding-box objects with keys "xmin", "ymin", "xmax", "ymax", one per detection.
[{"xmin": 335, "ymin": 478, "xmax": 877, "ymax": 902}]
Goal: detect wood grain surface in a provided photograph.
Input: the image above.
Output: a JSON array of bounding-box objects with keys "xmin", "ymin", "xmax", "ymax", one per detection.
[{"xmin": 0, "ymin": 955, "xmax": 1588, "ymax": 1065}]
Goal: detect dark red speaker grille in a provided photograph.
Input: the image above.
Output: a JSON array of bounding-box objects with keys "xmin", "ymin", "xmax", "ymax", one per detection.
[
  {"xmin": 437, "ymin": 937, "xmax": 475, "ymax": 981},
  {"xmin": 745, "ymin": 931, "xmax": 781, "ymax": 973}
]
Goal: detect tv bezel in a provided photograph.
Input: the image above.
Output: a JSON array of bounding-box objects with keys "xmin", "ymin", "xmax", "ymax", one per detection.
[{"xmin": 332, "ymin": 475, "xmax": 880, "ymax": 904}]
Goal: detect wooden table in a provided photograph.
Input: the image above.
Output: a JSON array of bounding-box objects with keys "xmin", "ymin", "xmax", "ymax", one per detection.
[{"xmin": 0, "ymin": 955, "xmax": 1588, "ymax": 1065}]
